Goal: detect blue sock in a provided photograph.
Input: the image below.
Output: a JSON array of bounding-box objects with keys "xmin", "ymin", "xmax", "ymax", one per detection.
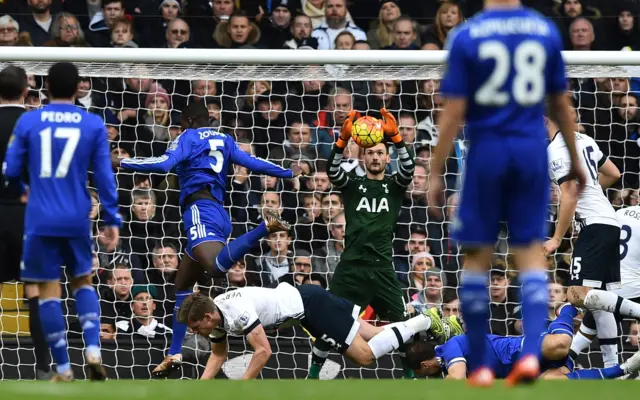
[
  {"xmin": 168, "ymin": 290, "xmax": 191, "ymax": 356},
  {"xmin": 566, "ymin": 365, "xmax": 624, "ymax": 380},
  {"xmin": 215, "ymin": 222, "xmax": 269, "ymax": 273},
  {"xmin": 520, "ymin": 270, "xmax": 549, "ymax": 358},
  {"xmin": 548, "ymin": 304, "xmax": 578, "ymax": 337},
  {"xmin": 459, "ymin": 270, "xmax": 490, "ymax": 372},
  {"xmin": 73, "ymin": 286, "xmax": 101, "ymax": 356},
  {"xmin": 39, "ymin": 298, "xmax": 71, "ymax": 374}
]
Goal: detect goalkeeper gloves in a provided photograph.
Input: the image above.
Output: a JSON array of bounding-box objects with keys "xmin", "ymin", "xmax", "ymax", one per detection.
[
  {"xmin": 380, "ymin": 108, "xmax": 402, "ymax": 144},
  {"xmin": 337, "ymin": 110, "xmax": 360, "ymax": 149}
]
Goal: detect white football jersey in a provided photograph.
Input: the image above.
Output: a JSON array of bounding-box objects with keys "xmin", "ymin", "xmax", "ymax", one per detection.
[
  {"xmin": 616, "ymin": 206, "xmax": 640, "ymax": 298},
  {"xmin": 547, "ymin": 132, "xmax": 618, "ymax": 228},
  {"xmin": 209, "ymin": 282, "xmax": 305, "ymax": 340}
]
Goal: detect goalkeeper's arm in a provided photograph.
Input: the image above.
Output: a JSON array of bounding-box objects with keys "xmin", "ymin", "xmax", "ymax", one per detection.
[
  {"xmin": 379, "ymin": 108, "xmax": 415, "ymax": 187},
  {"xmin": 242, "ymin": 324, "xmax": 272, "ymax": 380},
  {"xmin": 201, "ymin": 340, "xmax": 229, "ymax": 380},
  {"xmin": 327, "ymin": 110, "xmax": 359, "ymax": 189}
]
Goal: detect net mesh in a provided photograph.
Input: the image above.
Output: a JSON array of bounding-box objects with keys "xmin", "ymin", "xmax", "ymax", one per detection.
[{"xmin": 1, "ymin": 61, "xmax": 639, "ymax": 380}]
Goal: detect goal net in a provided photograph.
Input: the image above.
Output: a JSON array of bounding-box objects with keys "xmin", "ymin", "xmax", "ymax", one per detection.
[{"xmin": 0, "ymin": 48, "xmax": 639, "ymax": 380}]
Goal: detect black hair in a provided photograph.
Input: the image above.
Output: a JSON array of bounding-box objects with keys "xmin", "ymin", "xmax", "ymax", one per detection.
[
  {"xmin": 307, "ymin": 273, "xmax": 327, "ymax": 289},
  {"xmin": 0, "ymin": 65, "xmax": 27, "ymax": 101},
  {"xmin": 102, "ymin": 0, "xmax": 124, "ymax": 8},
  {"xmin": 181, "ymin": 101, "xmax": 209, "ymax": 129},
  {"xmin": 405, "ymin": 340, "xmax": 436, "ymax": 370},
  {"xmin": 47, "ymin": 62, "xmax": 79, "ymax": 99}
]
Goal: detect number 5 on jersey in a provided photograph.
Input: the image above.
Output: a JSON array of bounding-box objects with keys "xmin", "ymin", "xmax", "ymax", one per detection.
[{"xmin": 209, "ymin": 139, "xmax": 224, "ymax": 173}]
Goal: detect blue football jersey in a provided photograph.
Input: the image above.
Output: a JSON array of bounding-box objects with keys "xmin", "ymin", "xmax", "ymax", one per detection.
[
  {"xmin": 440, "ymin": 7, "xmax": 566, "ymax": 140},
  {"xmin": 120, "ymin": 127, "xmax": 293, "ymax": 205},
  {"xmin": 3, "ymin": 103, "xmax": 121, "ymax": 236},
  {"xmin": 436, "ymin": 334, "xmax": 522, "ymax": 379}
]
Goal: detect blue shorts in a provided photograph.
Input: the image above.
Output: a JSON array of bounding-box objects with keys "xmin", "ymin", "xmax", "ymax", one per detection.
[
  {"xmin": 183, "ymin": 200, "xmax": 231, "ymax": 259},
  {"xmin": 21, "ymin": 235, "xmax": 93, "ymax": 282},
  {"xmin": 452, "ymin": 137, "xmax": 549, "ymax": 246}
]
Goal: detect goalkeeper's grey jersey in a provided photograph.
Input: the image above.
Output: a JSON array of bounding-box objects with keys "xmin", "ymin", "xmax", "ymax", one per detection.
[{"xmin": 209, "ymin": 282, "xmax": 305, "ymax": 340}]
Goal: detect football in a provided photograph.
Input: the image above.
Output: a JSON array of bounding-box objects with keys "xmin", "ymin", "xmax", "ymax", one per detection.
[{"xmin": 351, "ymin": 116, "xmax": 384, "ymax": 148}]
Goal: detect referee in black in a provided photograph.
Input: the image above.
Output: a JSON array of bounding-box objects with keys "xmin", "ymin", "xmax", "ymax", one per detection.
[{"xmin": 0, "ymin": 65, "xmax": 52, "ymax": 379}]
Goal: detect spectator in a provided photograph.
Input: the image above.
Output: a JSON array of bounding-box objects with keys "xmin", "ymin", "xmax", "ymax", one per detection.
[
  {"xmin": 44, "ymin": 12, "xmax": 87, "ymax": 47},
  {"xmin": 302, "ymin": 0, "xmax": 353, "ymax": 28},
  {"xmin": 367, "ymin": 80, "xmax": 401, "ymax": 118},
  {"xmin": 17, "ymin": 0, "xmax": 54, "ymax": 46},
  {"xmin": 393, "ymin": 224, "xmax": 430, "ymax": 282},
  {"xmin": 163, "ymin": 18, "xmax": 190, "ymax": 48},
  {"xmin": 283, "ymin": 14, "xmax": 314, "ymax": 49},
  {"xmin": 252, "ymin": 92, "xmax": 287, "ymax": 159},
  {"xmin": 407, "ymin": 267, "xmax": 444, "ymax": 315},
  {"xmin": 0, "ymin": 15, "xmax": 26, "ymax": 46},
  {"xmin": 352, "ymin": 39, "xmax": 370, "ymax": 50},
  {"xmin": 116, "ymin": 285, "xmax": 172, "ymax": 339},
  {"xmin": 628, "ymin": 321, "xmax": 640, "ymax": 347},
  {"xmin": 260, "ymin": 0, "xmax": 294, "ymax": 49},
  {"xmin": 258, "ymin": 230, "xmax": 293, "ymax": 285},
  {"xmin": 415, "ymin": 79, "xmax": 442, "ymax": 146},
  {"xmin": 311, "ymin": 0, "xmax": 366, "ymax": 50},
  {"xmin": 553, "ymin": 0, "xmax": 602, "ymax": 48},
  {"xmin": 366, "ymin": 0, "xmax": 401, "ymax": 49},
  {"xmin": 143, "ymin": 83, "xmax": 172, "ymax": 142},
  {"xmin": 334, "ymin": 30, "xmax": 355, "ymax": 49},
  {"xmin": 270, "ymin": 120, "xmax": 318, "ymax": 161},
  {"xmin": 100, "ymin": 263, "xmax": 134, "ymax": 325},
  {"xmin": 316, "ymin": 87, "xmax": 353, "ymax": 159},
  {"xmin": 313, "ymin": 212, "xmax": 345, "ymax": 278},
  {"xmin": 569, "ymin": 17, "xmax": 596, "ymax": 51},
  {"xmin": 76, "ymin": 76, "xmax": 107, "ymax": 113},
  {"xmin": 214, "ymin": 10, "xmax": 261, "ymax": 49},
  {"xmin": 442, "ymin": 296, "xmax": 460, "ymax": 319},
  {"xmin": 87, "ymin": 0, "xmax": 125, "ymax": 47},
  {"xmin": 603, "ymin": 2, "xmax": 640, "ymax": 51},
  {"xmin": 110, "ymin": 16, "xmax": 137, "ymax": 48},
  {"xmin": 404, "ymin": 251, "xmax": 435, "ymax": 298},
  {"xmin": 226, "ymin": 258, "xmax": 260, "ymax": 288},
  {"xmin": 140, "ymin": 0, "xmax": 182, "ymax": 48},
  {"xmin": 422, "ymin": 1, "xmax": 463, "ymax": 51},
  {"xmin": 277, "ymin": 249, "xmax": 314, "ymax": 287},
  {"xmin": 383, "ymin": 16, "xmax": 419, "ymax": 50},
  {"xmin": 489, "ymin": 261, "xmax": 521, "ymax": 336}
]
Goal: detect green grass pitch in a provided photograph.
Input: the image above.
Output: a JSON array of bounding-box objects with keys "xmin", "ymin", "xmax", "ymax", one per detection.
[{"xmin": 1, "ymin": 380, "xmax": 636, "ymax": 400}]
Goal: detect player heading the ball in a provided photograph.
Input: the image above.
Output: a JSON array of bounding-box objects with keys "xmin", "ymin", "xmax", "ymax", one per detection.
[
  {"xmin": 3, "ymin": 62, "xmax": 122, "ymax": 381},
  {"xmin": 427, "ymin": 0, "xmax": 587, "ymax": 387}
]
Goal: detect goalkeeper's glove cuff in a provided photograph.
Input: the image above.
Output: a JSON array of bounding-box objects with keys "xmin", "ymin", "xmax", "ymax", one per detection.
[
  {"xmin": 389, "ymin": 133, "xmax": 402, "ymax": 144},
  {"xmin": 336, "ymin": 138, "xmax": 348, "ymax": 149}
]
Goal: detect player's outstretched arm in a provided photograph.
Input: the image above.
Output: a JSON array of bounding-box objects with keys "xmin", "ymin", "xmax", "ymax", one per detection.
[
  {"xmin": 428, "ymin": 98, "xmax": 466, "ymax": 206},
  {"xmin": 327, "ymin": 110, "xmax": 359, "ymax": 188},
  {"xmin": 242, "ymin": 324, "xmax": 272, "ymax": 379},
  {"xmin": 118, "ymin": 134, "xmax": 189, "ymax": 174},
  {"xmin": 201, "ymin": 340, "xmax": 229, "ymax": 380},
  {"xmin": 380, "ymin": 108, "xmax": 415, "ymax": 187},
  {"xmin": 446, "ymin": 362, "xmax": 467, "ymax": 380},
  {"xmin": 230, "ymin": 143, "xmax": 296, "ymax": 179}
]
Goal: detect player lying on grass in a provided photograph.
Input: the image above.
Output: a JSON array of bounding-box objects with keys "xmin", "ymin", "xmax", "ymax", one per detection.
[
  {"xmin": 178, "ymin": 282, "xmax": 452, "ymax": 380},
  {"xmin": 114, "ymin": 102, "xmax": 299, "ymax": 376},
  {"xmin": 405, "ymin": 304, "xmax": 640, "ymax": 381}
]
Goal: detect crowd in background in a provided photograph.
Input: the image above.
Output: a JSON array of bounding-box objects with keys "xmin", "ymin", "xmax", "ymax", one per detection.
[{"xmin": 1, "ymin": 0, "xmax": 640, "ymax": 358}]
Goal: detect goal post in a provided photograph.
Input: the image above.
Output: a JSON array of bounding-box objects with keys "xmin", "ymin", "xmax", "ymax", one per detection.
[{"xmin": 0, "ymin": 47, "xmax": 638, "ymax": 380}]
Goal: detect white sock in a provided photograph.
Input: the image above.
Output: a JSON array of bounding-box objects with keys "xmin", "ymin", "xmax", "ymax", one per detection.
[
  {"xmin": 368, "ymin": 324, "xmax": 414, "ymax": 359},
  {"xmin": 592, "ymin": 310, "xmax": 619, "ymax": 367},
  {"xmin": 584, "ymin": 290, "xmax": 640, "ymax": 318},
  {"xmin": 570, "ymin": 329, "xmax": 593, "ymax": 356},
  {"xmin": 404, "ymin": 314, "xmax": 431, "ymax": 334}
]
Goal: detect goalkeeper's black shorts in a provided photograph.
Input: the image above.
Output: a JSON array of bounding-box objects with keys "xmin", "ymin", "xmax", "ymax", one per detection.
[{"xmin": 0, "ymin": 203, "xmax": 25, "ymax": 283}]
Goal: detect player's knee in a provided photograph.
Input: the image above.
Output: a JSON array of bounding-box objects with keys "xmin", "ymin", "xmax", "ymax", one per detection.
[
  {"xmin": 545, "ymin": 335, "xmax": 571, "ymax": 360},
  {"xmin": 567, "ymin": 286, "xmax": 588, "ymax": 307}
]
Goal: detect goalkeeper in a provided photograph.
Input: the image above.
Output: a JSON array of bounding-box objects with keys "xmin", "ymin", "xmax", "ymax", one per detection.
[{"xmin": 309, "ymin": 108, "xmax": 428, "ymax": 379}]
